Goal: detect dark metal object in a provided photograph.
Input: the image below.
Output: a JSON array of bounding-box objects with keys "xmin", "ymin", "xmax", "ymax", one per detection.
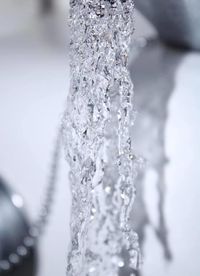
[
  {"xmin": 41, "ymin": 0, "xmax": 54, "ymax": 14},
  {"xmin": 0, "ymin": 178, "xmax": 37, "ymax": 275},
  {"xmin": 0, "ymin": 127, "xmax": 62, "ymax": 274},
  {"xmin": 135, "ymin": 0, "xmax": 200, "ymax": 50},
  {"xmin": 0, "ymin": 177, "xmax": 29, "ymax": 261}
]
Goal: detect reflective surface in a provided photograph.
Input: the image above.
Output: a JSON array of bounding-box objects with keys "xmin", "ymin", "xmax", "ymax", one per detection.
[
  {"xmin": 135, "ymin": 0, "xmax": 200, "ymax": 50},
  {"xmin": 129, "ymin": 40, "xmax": 183, "ymax": 275},
  {"xmin": 0, "ymin": 178, "xmax": 37, "ymax": 276},
  {"xmin": 130, "ymin": 39, "xmax": 200, "ymax": 275}
]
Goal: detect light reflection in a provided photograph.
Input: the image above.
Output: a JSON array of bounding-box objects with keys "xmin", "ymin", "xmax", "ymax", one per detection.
[
  {"xmin": 128, "ymin": 39, "xmax": 185, "ymax": 275},
  {"xmin": 11, "ymin": 194, "xmax": 24, "ymax": 209}
]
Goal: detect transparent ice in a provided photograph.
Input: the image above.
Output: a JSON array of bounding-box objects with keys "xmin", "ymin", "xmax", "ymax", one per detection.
[{"xmin": 62, "ymin": 1, "xmax": 141, "ymax": 275}]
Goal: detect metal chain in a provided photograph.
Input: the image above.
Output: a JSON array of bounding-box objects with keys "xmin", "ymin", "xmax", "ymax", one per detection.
[{"xmin": 0, "ymin": 127, "xmax": 62, "ymax": 273}]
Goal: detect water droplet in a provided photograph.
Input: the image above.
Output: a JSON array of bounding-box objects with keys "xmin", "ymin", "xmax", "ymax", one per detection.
[{"xmin": 118, "ymin": 260, "xmax": 125, "ymax": 267}]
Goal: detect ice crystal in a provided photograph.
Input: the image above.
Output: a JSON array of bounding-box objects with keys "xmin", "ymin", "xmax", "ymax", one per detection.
[{"xmin": 62, "ymin": 1, "xmax": 141, "ymax": 275}]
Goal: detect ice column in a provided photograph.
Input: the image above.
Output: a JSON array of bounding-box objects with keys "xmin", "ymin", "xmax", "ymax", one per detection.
[{"xmin": 62, "ymin": 1, "xmax": 141, "ymax": 275}]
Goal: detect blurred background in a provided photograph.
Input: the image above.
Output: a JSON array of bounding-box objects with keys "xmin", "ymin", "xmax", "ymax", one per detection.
[{"xmin": 0, "ymin": 1, "xmax": 200, "ymax": 276}]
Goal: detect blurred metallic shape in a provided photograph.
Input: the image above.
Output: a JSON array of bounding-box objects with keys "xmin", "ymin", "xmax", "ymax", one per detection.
[
  {"xmin": 127, "ymin": 39, "xmax": 186, "ymax": 275},
  {"xmin": 41, "ymin": 0, "xmax": 54, "ymax": 14},
  {"xmin": 0, "ymin": 177, "xmax": 37, "ymax": 276},
  {"xmin": 135, "ymin": 0, "xmax": 200, "ymax": 50}
]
